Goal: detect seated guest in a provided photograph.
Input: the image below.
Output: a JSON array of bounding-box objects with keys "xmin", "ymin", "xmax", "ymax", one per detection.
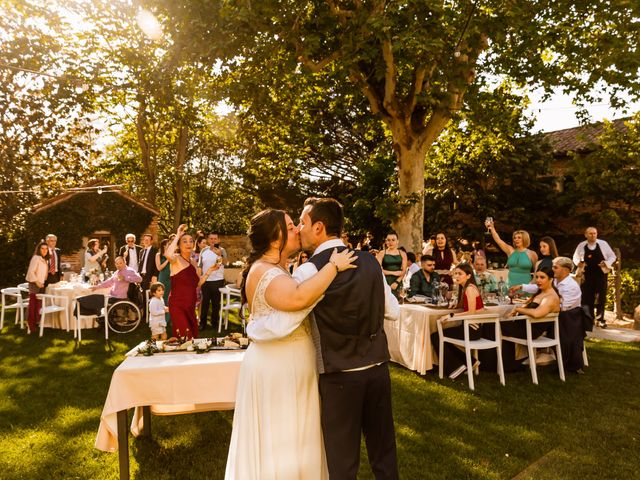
[
  {"xmin": 500, "ymin": 266, "xmax": 560, "ymax": 372},
  {"xmin": 430, "ymin": 263, "xmax": 484, "ymax": 379},
  {"xmin": 409, "ymin": 254, "xmax": 440, "ymax": 298},
  {"xmin": 473, "ymin": 256, "xmax": 498, "ymax": 293},
  {"xmin": 510, "ymin": 257, "xmax": 585, "ymax": 373},
  {"xmin": 403, "ymin": 252, "xmax": 421, "ymax": 289},
  {"xmin": 535, "ymin": 236, "xmax": 558, "ymax": 271},
  {"xmin": 77, "ymin": 256, "xmax": 142, "ymax": 317}
]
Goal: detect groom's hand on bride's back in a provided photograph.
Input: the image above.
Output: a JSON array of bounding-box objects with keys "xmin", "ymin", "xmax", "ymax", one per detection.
[{"xmin": 330, "ymin": 248, "xmax": 358, "ymax": 272}]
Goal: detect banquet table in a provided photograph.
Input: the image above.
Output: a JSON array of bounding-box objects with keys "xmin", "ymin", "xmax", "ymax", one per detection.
[
  {"xmin": 385, "ymin": 303, "xmax": 515, "ymax": 374},
  {"xmin": 487, "ymin": 269, "xmax": 509, "ymax": 283},
  {"xmin": 45, "ymin": 281, "xmax": 109, "ymax": 329},
  {"xmin": 96, "ymin": 349, "xmax": 245, "ymax": 480}
]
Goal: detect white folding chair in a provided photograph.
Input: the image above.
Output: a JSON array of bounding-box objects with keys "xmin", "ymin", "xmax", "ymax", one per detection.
[
  {"xmin": 437, "ymin": 312, "xmax": 505, "ymax": 391},
  {"xmin": 1, "ymin": 287, "xmax": 29, "ymax": 331},
  {"xmin": 501, "ymin": 313, "xmax": 565, "ymax": 385},
  {"xmin": 218, "ymin": 286, "xmax": 243, "ymax": 332},
  {"xmin": 145, "ymin": 289, "xmax": 150, "ymax": 324},
  {"xmin": 36, "ymin": 293, "xmax": 70, "ymax": 337},
  {"xmin": 74, "ymin": 295, "xmax": 109, "ymax": 343}
]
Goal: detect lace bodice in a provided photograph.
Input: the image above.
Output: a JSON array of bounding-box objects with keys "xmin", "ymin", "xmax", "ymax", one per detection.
[{"xmin": 246, "ymin": 266, "xmax": 314, "ymax": 342}]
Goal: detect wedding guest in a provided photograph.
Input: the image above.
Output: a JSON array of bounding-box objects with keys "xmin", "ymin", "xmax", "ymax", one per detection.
[
  {"xmin": 431, "ymin": 232, "xmax": 458, "ymax": 287},
  {"xmin": 431, "ymin": 263, "xmax": 484, "ymax": 379},
  {"xmin": 501, "ymin": 266, "xmax": 560, "ymax": 371},
  {"xmin": 356, "ymin": 232, "xmax": 374, "ymax": 252},
  {"xmin": 376, "ymin": 231, "xmax": 407, "ymax": 296},
  {"xmin": 166, "ymin": 225, "xmax": 199, "ymax": 338},
  {"xmin": 155, "ymin": 239, "xmax": 171, "ymax": 304},
  {"xmin": 291, "ymin": 250, "xmax": 310, "ymax": 273},
  {"xmin": 192, "ymin": 236, "xmax": 208, "ymax": 320},
  {"xmin": 25, "ymin": 241, "xmax": 49, "ymax": 334},
  {"xmin": 45, "ymin": 234, "xmax": 61, "ymax": 285},
  {"xmin": 409, "ymin": 254, "xmax": 440, "ymax": 298},
  {"xmin": 84, "ymin": 239, "xmax": 108, "ymax": 276},
  {"xmin": 138, "ymin": 234, "xmax": 158, "ymax": 293},
  {"xmin": 510, "ymin": 257, "xmax": 585, "ymax": 373},
  {"xmin": 572, "ymin": 227, "xmax": 616, "ymax": 328},
  {"xmin": 340, "ymin": 233, "xmax": 353, "ymax": 249},
  {"xmin": 118, "ymin": 233, "xmax": 141, "ymax": 272},
  {"xmin": 148, "ymin": 282, "xmax": 168, "ymax": 341},
  {"xmin": 402, "ymin": 252, "xmax": 421, "ymax": 289},
  {"xmin": 535, "ymin": 236, "xmax": 558, "ymax": 271},
  {"xmin": 198, "ymin": 232, "xmax": 226, "ymax": 331},
  {"xmin": 485, "ymin": 219, "xmax": 537, "ymax": 287},
  {"xmin": 473, "ymin": 256, "xmax": 498, "ymax": 293}
]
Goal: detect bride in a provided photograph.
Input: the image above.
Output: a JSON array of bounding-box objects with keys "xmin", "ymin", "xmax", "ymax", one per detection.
[{"xmin": 225, "ymin": 209, "xmax": 357, "ymax": 479}]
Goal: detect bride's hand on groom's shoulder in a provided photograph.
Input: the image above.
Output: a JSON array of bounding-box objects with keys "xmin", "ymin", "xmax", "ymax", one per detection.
[{"xmin": 330, "ymin": 248, "xmax": 358, "ymax": 272}]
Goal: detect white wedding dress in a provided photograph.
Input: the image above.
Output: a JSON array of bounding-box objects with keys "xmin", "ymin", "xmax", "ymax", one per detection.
[{"xmin": 225, "ymin": 266, "xmax": 328, "ymax": 480}]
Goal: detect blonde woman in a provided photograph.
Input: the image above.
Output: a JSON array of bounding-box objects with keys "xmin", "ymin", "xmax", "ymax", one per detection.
[{"xmin": 485, "ymin": 219, "xmax": 537, "ymax": 287}]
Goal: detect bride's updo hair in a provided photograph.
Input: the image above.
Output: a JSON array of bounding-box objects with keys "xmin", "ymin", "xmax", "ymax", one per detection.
[{"xmin": 240, "ymin": 209, "xmax": 288, "ymax": 304}]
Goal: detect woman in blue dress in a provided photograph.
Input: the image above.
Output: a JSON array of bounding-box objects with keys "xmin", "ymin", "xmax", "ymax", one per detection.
[{"xmin": 485, "ymin": 219, "xmax": 537, "ymax": 287}]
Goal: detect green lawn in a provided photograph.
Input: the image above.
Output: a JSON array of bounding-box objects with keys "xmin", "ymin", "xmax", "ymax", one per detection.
[{"xmin": 0, "ymin": 312, "xmax": 638, "ymax": 479}]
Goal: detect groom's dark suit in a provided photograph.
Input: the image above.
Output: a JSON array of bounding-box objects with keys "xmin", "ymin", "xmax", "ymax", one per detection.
[{"xmin": 304, "ymin": 239, "xmax": 399, "ymax": 480}]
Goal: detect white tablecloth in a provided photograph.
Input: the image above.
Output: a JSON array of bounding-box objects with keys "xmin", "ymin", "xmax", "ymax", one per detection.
[
  {"xmin": 45, "ymin": 282, "xmax": 109, "ymax": 329},
  {"xmin": 385, "ymin": 304, "xmax": 515, "ymax": 374},
  {"xmin": 95, "ymin": 350, "xmax": 245, "ymax": 452},
  {"xmin": 487, "ymin": 269, "xmax": 509, "ymax": 283}
]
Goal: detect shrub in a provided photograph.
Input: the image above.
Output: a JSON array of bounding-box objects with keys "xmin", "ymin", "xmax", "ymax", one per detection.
[{"xmin": 606, "ymin": 268, "xmax": 640, "ymax": 314}]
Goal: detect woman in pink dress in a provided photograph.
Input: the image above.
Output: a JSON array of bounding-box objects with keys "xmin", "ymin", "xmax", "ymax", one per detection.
[{"xmin": 165, "ymin": 224, "xmax": 200, "ymax": 338}]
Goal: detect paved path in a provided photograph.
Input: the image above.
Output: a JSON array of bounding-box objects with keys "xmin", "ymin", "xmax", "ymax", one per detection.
[{"xmin": 588, "ymin": 325, "xmax": 640, "ymax": 343}]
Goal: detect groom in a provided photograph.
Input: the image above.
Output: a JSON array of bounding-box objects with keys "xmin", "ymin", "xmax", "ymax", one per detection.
[{"xmin": 294, "ymin": 197, "xmax": 400, "ymax": 479}]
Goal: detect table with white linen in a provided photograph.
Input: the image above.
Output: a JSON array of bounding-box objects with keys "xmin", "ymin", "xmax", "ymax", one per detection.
[
  {"xmin": 45, "ymin": 282, "xmax": 109, "ymax": 329},
  {"xmin": 487, "ymin": 269, "xmax": 509, "ymax": 283},
  {"xmin": 95, "ymin": 349, "xmax": 245, "ymax": 479},
  {"xmin": 385, "ymin": 303, "xmax": 514, "ymax": 374}
]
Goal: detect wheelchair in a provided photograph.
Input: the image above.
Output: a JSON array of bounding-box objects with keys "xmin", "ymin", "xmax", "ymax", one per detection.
[{"xmin": 106, "ymin": 299, "xmax": 142, "ymax": 334}]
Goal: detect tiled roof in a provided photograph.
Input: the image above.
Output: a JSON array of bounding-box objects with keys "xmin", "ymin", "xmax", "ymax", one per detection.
[{"xmin": 543, "ymin": 117, "xmax": 629, "ymax": 155}]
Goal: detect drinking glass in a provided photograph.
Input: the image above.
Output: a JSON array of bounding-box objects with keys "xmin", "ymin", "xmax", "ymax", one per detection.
[
  {"xmin": 484, "ymin": 216, "xmax": 493, "ymax": 235},
  {"xmin": 398, "ymin": 286, "xmax": 407, "ymax": 305}
]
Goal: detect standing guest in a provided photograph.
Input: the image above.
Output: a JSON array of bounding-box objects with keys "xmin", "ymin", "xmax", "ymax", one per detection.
[
  {"xmin": 485, "ymin": 219, "xmax": 537, "ymax": 287},
  {"xmin": 376, "ymin": 232, "xmax": 407, "ymax": 296},
  {"xmin": 431, "ymin": 232, "xmax": 458, "ymax": 287},
  {"xmin": 155, "ymin": 238, "xmax": 171, "ymax": 324},
  {"xmin": 45, "ymin": 234, "xmax": 61, "ymax": 285},
  {"xmin": 431, "ymin": 263, "xmax": 484, "ymax": 379},
  {"xmin": 422, "ymin": 235, "xmax": 437, "ymax": 255},
  {"xmin": 510, "ymin": 257, "xmax": 585, "ymax": 373},
  {"xmin": 409, "ymin": 254, "xmax": 440, "ymax": 298},
  {"xmin": 198, "ymin": 232, "xmax": 226, "ymax": 331},
  {"xmin": 166, "ymin": 225, "xmax": 199, "ymax": 338},
  {"xmin": 472, "ymin": 241, "xmax": 485, "ymax": 263},
  {"xmin": 572, "ymin": 227, "xmax": 616, "ymax": 328},
  {"xmin": 473, "ymin": 256, "xmax": 498, "ymax": 293},
  {"xmin": 148, "ymin": 282, "xmax": 169, "ymax": 341},
  {"xmin": 535, "ymin": 236, "xmax": 559, "ymax": 271},
  {"xmin": 84, "ymin": 239, "xmax": 108, "ymax": 276},
  {"xmin": 25, "ymin": 241, "xmax": 49, "ymax": 334},
  {"xmin": 138, "ymin": 234, "xmax": 158, "ymax": 293},
  {"xmin": 119, "ymin": 233, "xmax": 141, "ymax": 272},
  {"xmin": 192, "ymin": 236, "xmax": 208, "ymax": 320},
  {"xmin": 340, "ymin": 233, "xmax": 353, "ymax": 248},
  {"xmin": 291, "ymin": 250, "xmax": 310, "ymax": 273},
  {"xmin": 356, "ymin": 232, "xmax": 374, "ymax": 252}
]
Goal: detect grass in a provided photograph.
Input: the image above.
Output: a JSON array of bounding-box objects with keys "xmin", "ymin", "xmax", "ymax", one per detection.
[{"xmin": 0, "ymin": 311, "xmax": 638, "ymax": 479}]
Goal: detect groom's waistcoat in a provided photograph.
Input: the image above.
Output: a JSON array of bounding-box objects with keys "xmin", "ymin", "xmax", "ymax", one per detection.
[{"xmin": 309, "ymin": 246, "xmax": 390, "ymax": 373}]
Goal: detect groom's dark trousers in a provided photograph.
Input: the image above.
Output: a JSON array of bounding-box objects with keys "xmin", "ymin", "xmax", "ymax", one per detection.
[{"xmin": 306, "ymin": 244, "xmax": 399, "ymax": 480}]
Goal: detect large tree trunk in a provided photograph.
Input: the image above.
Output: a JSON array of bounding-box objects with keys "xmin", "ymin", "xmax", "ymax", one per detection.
[
  {"xmin": 173, "ymin": 125, "xmax": 188, "ymax": 230},
  {"xmin": 392, "ymin": 143, "xmax": 426, "ymax": 253}
]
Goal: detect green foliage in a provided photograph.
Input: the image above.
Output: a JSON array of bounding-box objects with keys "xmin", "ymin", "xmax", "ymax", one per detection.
[
  {"xmin": 24, "ymin": 192, "xmax": 155, "ymax": 254},
  {"xmin": 607, "ymin": 268, "xmax": 640, "ymax": 314}
]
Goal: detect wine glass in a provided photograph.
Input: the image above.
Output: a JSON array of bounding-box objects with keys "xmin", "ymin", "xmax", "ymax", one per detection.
[
  {"xmin": 398, "ymin": 285, "xmax": 407, "ymax": 305},
  {"xmin": 484, "ymin": 216, "xmax": 493, "ymax": 235}
]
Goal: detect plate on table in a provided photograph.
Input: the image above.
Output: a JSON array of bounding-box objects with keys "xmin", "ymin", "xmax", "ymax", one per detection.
[{"xmin": 407, "ymin": 295, "xmax": 426, "ymax": 304}]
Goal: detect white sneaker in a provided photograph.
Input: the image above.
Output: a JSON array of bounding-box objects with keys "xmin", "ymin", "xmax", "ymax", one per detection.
[{"xmin": 449, "ymin": 364, "xmax": 467, "ymax": 380}]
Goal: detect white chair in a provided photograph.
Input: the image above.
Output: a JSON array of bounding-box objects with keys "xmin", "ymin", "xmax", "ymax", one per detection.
[
  {"xmin": 145, "ymin": 290, "xmax": 150, "ymax": 324},
  {"xmin": 218, "ymin": 286, "xmax": 243, "ymax": 332},
  {"xmin": 1, "ymin": 287, "xmax": 29, "ymax": 331},
  {"xmin": 437, "ymin": 312, "xmax": 505, "ymax": 391},
  {"xmin": 501, "ymin": 313, "xmax": 565, "ymax": 385},
  {"xmin": 36, "ymin": 293, "xmax": 70, "ymax": 337},
  {"xmin": 582, "ymin": 347, "xmax": 589, "ymax": 367},
  {"xmin": 74, "ymin": 295, "xmax": 109, "ymax": 343}
]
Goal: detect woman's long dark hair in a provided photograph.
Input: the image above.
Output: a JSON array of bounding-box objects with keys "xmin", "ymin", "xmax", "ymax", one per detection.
[
  {"xmin": 539, "ymin": 236, "xmax": 559, "ymax": 258},
  {"xmin": 434, "ymin": 232, "xmax": 454, "ymax": 269},
  {"xmin": 455, "ymin": 262, "xmax": 479, "ymax": 309},
  {"xmin": 240, "ymin": 209, "xmax": 288, "ymax": 304},
  {"xmin": 33, "ymin": 240, "xmax": 49, "ymax": 259},
  {"xmin": 526, "ymin": 265, "xmax": 561, "ymax": 304}
]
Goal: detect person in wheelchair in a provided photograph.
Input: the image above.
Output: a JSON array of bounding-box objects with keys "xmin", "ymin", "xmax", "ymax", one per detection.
[{"xmin": 77, "ymin": 256, "xmax": 142, "ymax": 320}]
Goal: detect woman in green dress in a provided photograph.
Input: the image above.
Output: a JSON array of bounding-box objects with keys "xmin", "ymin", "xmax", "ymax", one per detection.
[
  {"xmin": 485, "ymin": 219, "xmax": 537, "ymax": 287},
  {"xmin": 375, "ymin": 232, "xmax": 407, "ymax": 297},
  {"xmin": 155, "ymin": 237, "xmax": 172, "ymax": 322}
]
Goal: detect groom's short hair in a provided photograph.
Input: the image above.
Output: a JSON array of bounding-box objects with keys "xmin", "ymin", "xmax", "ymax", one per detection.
[{"xmin": 304, "ymin": 197, "xmax": 344, "ymax": 237}]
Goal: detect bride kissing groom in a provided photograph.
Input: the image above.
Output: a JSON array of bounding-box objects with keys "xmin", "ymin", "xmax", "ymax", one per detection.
[{"xmin": 225, "ymin": 197, "xmax": 400, "ymax": 480}]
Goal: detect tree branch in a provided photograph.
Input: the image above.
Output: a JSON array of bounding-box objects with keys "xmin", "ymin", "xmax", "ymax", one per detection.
[
  {"xmin": 404, "ymin": 64, "xmax": 428, "ymax": 119},
  {"xmin": 381, "ymin": 39, "xmax": 401, "ymax": 117}
]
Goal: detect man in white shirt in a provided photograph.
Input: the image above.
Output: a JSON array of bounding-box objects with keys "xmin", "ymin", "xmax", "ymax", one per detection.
[
  {"xmin": 294, "ymin": 197, "xmax": 399, "ymax": 480},
  {"xmin": 198, "ymin": 232, "xmax": 225, "ymax": 330},
  {"xmin": 572, "ymin": 227, "xmax": 616, "ymax": 328},
  {"xmin": 402, "ymin": 251, "xmax": 421, "ymax": 290},
  {"xmin": 119, "ymin": 234, "xmax": 141, "ymax": 273},
  {"xmin": 510, "ymin": 257, "xmax": 586, "ymax": 372}
]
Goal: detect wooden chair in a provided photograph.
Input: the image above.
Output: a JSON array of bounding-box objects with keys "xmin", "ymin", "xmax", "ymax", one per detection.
[
  {"xmin": 36, "ymin": 293, "xmax": 70, "ymax": 337},
  {"xmin": 1, "ymin": 287, "xmax": 28, "ymax": 331},
  {"xmin": 501, "ymin": 313, "xmax": 565, "ymax": 385},
  {"xmin": 437, "ymin": 312, "xmax": 505, "ymax": 391}
]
